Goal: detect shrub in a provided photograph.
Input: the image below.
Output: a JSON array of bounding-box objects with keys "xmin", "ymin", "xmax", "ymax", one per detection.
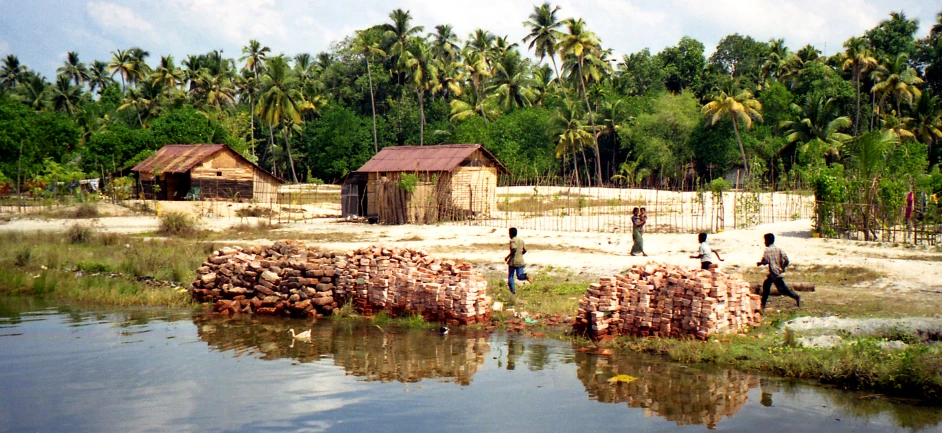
[
  {"xmin": 157, "ymin": 212, "xmax": 199, "ymax": 236},
  {"xmin": 14, "ymin": 247, "xmax": 31, "ymax": 267},
  {"xmin": 76, "ymin": 261, "xmax": 111, "ymax": 273},
  {"xmin": 67, "ymin": 223, "xmax": 95, "ymax": 244},
  {"xmin": 69, "ymin": 203, "xmax": 100, "ymax": 219},
  {"xmin": 235, "ymin": 206, "xmax": 274, "ymax": 218}
]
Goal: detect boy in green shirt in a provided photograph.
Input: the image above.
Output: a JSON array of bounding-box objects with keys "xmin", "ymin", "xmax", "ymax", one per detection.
[{"xmin": 504, "ymin": 227, "xmax": 533, "ymax": 294}]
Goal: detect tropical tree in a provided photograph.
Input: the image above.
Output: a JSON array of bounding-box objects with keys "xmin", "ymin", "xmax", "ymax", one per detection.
[
  {"xmin": 701, "ymin": 87, "xmax": 763, "ymax": 175},
  {"xmin": 351, "ymin": 30, "xmax": 386, "ymax": 153},
  {"xmin": 908, "ymin": 92, "xmax": 942, "ymax": 158},
  {"xmin": 188, "ymin": 69, "xmax": 236, "ymax": 110},
  {"xmin": 49, "ymin": 75, "xmax": 82, "ymax": 115},
  {"xmin": 547, "ymin": 100, "xmax": 590, "ymax": 186},
  {"xmin": 780, "ymin": 95, "xmax": 853, "ymax": 163},
  {"xmin": 430, "ymin": 24, "xmax": 460, "ymax": 64},
  {"xmin": 17, "ymin": 72, "xmax": 49, "ymax": 111},
  {"xmin": 256, "ymin": 55, "xmax": 304, "ymax": 182},
  {"xmin": 493, "ymin": 49, "xmax": 535, "ymax": 110},
  {"xmin": 151, "ymin": 55, "xmax": 183, "ymax": 101},
  {"xmin": 384, "ymin": 9, "xmax": 424, "ymax": 64},
  {"xmin": 403, "ymin": 39, "xmax": 439, "ymax": 145},
  {"xmin": 522, "ymin": 2, "xmax": 564, "ymax": 86},
  {"xmin": 871, "ymin": 53, "xmax": 923, "ymax": 116},
  {"xmin": 557, "ymin": 17, "xmax": 604, "ymax": 185},
  {"xmin": 240, "ymin": 39, "xmax": 271, "ymax": 154},
  {"xmin": 0, "ymin": 55, "xmax": 26, "ymax": 90},
  {"xmin": 107, "ymin": 49, "xmax": 136, "ymax": 93},
  {"xmin": 842, "ymin": 37, "xmax": 878, "ymax": 135},
  {"xmin": 86, "ymin": 60, "xmax": 112, "ymax": 94},
  {"xmin": 458, "ymin": 48, "xmax": 493, "ymax": 126},
  {"xmin": 57, "ymin": 51, "xmax": 88, "ymax": 88}
]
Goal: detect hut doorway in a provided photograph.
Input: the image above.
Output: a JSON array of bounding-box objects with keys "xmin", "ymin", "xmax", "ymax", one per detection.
[
  {"xmin": 341, "ymin": 172, "xmax": 369, "ymax": 218},
  {"xmin": 163, "ymin": 173, "xmax": 191, "ymax": 201}
]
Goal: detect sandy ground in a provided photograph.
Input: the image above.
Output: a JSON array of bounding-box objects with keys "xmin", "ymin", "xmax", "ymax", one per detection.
[{"xmin": 2, "ymin": 200, "xmax": 939, "ymax": 293}]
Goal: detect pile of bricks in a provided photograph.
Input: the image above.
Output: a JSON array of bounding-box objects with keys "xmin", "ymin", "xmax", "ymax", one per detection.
[
  {"xmin": 573, "ymin": 263, "xmax": 762, "ymax": 340},
  {"xmin": 191, "ymin": 240, "xmax": 491, "ymax": 325}
]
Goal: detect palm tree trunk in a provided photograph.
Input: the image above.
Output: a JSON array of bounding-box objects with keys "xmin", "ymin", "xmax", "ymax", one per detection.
[
  {"xmin": 870, "ymin": 91, "xmax": 876, "ymax": 132},
  {"xmin": 572, "ymin": 150, "xmax": 581, "ymax": 188},
  {"xmin": 269, "ymin": 127, "xmax": 276, "ymax": 173},
  {"xmin": 283, "ymin": 126, "xmax": 298, "ymax": 183},
  {"xmin": 579, "ymin": 62, "xmax": 602, "ymax": 186},
  {"xmin": 475, "ymin": 78, "xmax": 488, "ymax": 127},
  {"xmin": 732, "ymin": 119, "xmax": 750, "ymax": 177},
  {"xmin": 854, "ymin": 73, "xmax": 861, "ymax": 136},
  {"xmin": 417, "ymin": 89, "xmax": 425, "ymax": 146},
  {"xmin": 367, "ymin": 57, "xmax": 379, "ymax": 154}
]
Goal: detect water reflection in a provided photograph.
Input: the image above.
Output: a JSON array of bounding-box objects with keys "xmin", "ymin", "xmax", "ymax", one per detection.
[
  {"xmin": 574, "ymin": 350, "xmax": 759, "ymax": 429},
  {"xmin": 193, "ymin": 315, "xmax": 491, "ymax": 385}
]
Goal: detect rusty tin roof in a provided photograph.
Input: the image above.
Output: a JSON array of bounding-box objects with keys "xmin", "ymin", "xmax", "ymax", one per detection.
[
  {"xmin": 357, "ymin": 144, "xmax": 507, "ymax": 173},
  {"xmin": 131, "ymin": 144, "xmax": 284, "ymax": 183}
]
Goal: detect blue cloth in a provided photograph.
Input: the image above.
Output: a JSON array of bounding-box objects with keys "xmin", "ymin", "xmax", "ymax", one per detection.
[{"xmin": 507, "ymin": 265, "xmax": 529, "ymax": 294}]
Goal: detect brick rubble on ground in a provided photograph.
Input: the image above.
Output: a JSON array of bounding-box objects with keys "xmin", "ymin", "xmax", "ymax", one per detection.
[
  {"xmin": 191, "ymin": 240, "xmax": 491, "ymax": 325},
  {"xmin": 573, "ymin": 263, "xmax": 762, "ymax": 340}
]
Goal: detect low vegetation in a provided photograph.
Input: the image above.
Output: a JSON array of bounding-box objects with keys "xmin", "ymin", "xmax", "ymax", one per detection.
[{"xmin": 157, "ymin": 211, "xmax": 200, "ymax": 236}]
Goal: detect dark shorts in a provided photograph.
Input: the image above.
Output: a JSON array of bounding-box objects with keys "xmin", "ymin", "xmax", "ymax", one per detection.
[{"xmin": 701, "ymin": 261, "xmax": 713, "ymax": 270}]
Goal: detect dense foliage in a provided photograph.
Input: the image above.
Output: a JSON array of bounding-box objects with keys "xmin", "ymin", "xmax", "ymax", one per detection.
[{"xmin": 1, "ymin": 5, "xmax": 941, "ymax": 206}]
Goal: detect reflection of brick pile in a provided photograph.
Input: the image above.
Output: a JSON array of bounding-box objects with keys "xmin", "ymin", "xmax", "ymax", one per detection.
[
  {"xmin": 192, "ymin": 241, "xmax": 491, "ymax": 325},
  {"xmin": 193, "ymin": 315, "xmax": 490, "ymax": 385},
  {"xmin": 575, "ymin": 352, "xmax": 759, "ymax": 429},
  {"xmin": 573, "ymin": 264, "xmax": 762, "ymax": 340}
]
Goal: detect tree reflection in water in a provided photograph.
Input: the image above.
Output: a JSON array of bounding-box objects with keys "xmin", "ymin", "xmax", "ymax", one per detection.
[{"xmin": 193, "ymin": 314, "xmax": 490, "ymax": 385}]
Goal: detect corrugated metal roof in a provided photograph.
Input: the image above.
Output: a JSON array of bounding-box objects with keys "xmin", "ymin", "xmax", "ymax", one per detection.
[
  {"xmin": 131, "ymin": 144, "xmax": 285, "ymax": 184},
  {"xmin": 357, "ymin": 144, "xmax": 506, "ymax": 173},
  {"xmin": 131, "ymin": 144, "xmax": 227, "ymax": 174}
]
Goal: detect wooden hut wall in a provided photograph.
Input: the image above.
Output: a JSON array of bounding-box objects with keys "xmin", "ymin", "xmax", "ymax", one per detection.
[
  {"xmin": 450, "ymin": 166, "xmax": 497, "ymax": 217},
  {"xmin": 190, "ymin": 149, "xmax": 254, "ymax": 200},
  {"xmin": 252, "ymin": 169, "xmax": 280, "ymax": 203}
]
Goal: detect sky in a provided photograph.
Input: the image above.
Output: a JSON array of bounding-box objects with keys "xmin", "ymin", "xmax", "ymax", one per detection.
[{"xmin": 0, "ymin": 0, "xmax": 940, "ymax": 78}]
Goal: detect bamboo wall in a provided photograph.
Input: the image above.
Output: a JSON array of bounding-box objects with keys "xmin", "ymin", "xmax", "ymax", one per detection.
[{"xmin": 451, "ymin": 166, "xmax": 498, "ymax": 218}]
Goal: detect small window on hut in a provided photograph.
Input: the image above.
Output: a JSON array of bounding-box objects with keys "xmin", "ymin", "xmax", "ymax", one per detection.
[{"xmin": 216, "ymin": 171, "xmax": 222, "ymax": 176}]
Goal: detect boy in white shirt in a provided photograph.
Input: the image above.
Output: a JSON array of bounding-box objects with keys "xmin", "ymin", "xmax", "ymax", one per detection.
[{"xmin": 690, "ymin": 232, "xmax": 723, "ymax": 270}]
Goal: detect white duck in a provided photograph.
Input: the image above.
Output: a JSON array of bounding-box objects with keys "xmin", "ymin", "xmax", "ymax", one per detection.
[{"xmin": 288, "ymin": 328, "xmax": 312, "ymax": 342}]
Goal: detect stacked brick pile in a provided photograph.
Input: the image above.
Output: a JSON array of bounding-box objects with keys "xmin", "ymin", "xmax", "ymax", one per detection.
[
  {"xmin": 573, "ymin": 264, "xmax": 762, "ymax": 340},
  {"xmin": 191, "ymin": 240, "xmax": 491, "ymax": 325}
]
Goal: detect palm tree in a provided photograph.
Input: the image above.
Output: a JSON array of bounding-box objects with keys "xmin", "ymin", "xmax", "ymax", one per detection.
[
  {"xmin": 256, "ymin": 55, "xmax": 304, "ymax": 182},
  {"xmin": 430, "ymin": 24, "xmax": 460, "ymax": 64},
  {"xmin": 493, "ymin": 49, "xmax": 535, "ymax": 110},
  {"xmin": 352, "ymin": 30, "xmax": 386, "ymax": 153},
  {"xmin": 557, "ymin": 17, "xmax": 604, "ymax": 185},
  {"xmin": 49, "ymin": 75, "xmax": 81, "ymax": 115},
  {"xmin": 189, "ymin": 69, "xmax": 237, "ymax": 110},
  {"xmin": 384, "ymin": 9, "xmax": 424, "ymax": 63},
  {"xmin": 780, "ymin": 96, "xmax": 853, "ymax": 163},
  {"xmin": 872, "ymin": 53, "xmax": 923, "ymax": 117},
  {"xmin": 846, "ymin": 130, "xmax": 899, "ymax": 240},
  {"xmin": 107, "ymin": 49, "xmax": 135, "ymax": 93},
  {"xmin": 118, "ymin": 88, "xmax": 152, "ymax": 127},
  {"xmin": 842, "ymin": 37, "xmax": 878, "ymax": 136},
  {"xmin": 547, "ymin": 100, "xmax": 591, "ymax": 186},
  {"xmin": 57, "ymin": 51, "xmax": 88, "ymax": 88},
  {"xmin": 87, "ymin": 60, "xmax": 112, "ymax": 95},
  {"xmin": 701, "ymin": 87, "xmax": 764, "ymax": 176},
  {"xmin": 0, "ymin": 55, "xmax": 26, "ymax": 90},
  {"xmin": 760, "ymin": 38, "xmax": 789, "ymax": 85},
  {"xmin": 909, "ymin": 92, "xmax": 942, "ymax": 158},
  {"xmin": 404, "ymin": 39, "xmax": 440, "ymax": 145},
  {"xmin": 151, "ymin": 55, "xmax": 183, "ymax": 102},
  {"xmin": 17, "ymin": 72, "xmax": 49, "ymax": 111},
  {"xmin": 240, "ymin": 40, "xmax": 270, "ymax": 154},
  {"xmin": 468, "ymin": 29, "xmax": 497, "ymax": 61},
  {"xmin": 530, "ymin": 63, "xmax": 553, "ymax": 105},
  {"xmin": 523, "ymin": 2, "xmax": 564, "ymax": 87},
  {"xmin": 459, "ymin": 48, "xmax": 493, "ymax": 126},
  {"xmin": 128, "ymin": 47, "xmax": 151, "ymax": 88}
]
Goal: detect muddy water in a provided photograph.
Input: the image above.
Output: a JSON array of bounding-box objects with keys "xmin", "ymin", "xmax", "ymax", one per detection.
[{"xmin": 1, "ymin": 296, "xmax": 940, "ymax": 433}]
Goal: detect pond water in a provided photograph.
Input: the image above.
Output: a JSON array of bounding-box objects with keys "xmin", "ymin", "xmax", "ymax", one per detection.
[{"xmin": 1, "ymin": 296, "xmax": 940, "ymax": 433}]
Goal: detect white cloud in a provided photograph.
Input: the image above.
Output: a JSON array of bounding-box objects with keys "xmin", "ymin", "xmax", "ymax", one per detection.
[
  {"xmin": 164, "ymin": 0, "xmax": 287, "ymax": 44},
  {"xmin": 86, "ymin": 1, "xmax": 157, "ymax": 42}
]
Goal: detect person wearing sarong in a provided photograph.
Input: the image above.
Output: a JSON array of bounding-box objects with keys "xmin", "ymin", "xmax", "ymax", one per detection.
[{"xmin": 630, "ymin": 207, "xmax": 647, "ymax": 256}]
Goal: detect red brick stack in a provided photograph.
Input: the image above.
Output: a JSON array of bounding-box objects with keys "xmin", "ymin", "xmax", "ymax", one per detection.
[
  {"xmin": 192, "ymin": 241, "xmax": 490, "ymax": 325},
  {"xmin": 574, "ymin": 264, "xmax": 762, "ymax": 340}
]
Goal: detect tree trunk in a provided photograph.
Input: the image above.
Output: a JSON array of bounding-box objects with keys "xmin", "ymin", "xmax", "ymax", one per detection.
[
  {"xmin": 269, "ymin": 127, "xmax": 276, "ymax": 174},
  {"xmin": 870, "ymin": 91, "xmax": 876, "ymax": 132},
  {"xmin": 475, "ymin": 77, "xmax": 488, "ymax": 127},
  {"xmin": 854, "ymin": 72, "xmax": 861, "ymax": 136},
  {"xmin": 572, "ymin": 149, "xmax": 581, "ymax": 188},
  {"xmin": 283, "ymin": 125, "xmax": 298, "ymax": 183},
  {"xmin": 579, "ymin": 62, "xmax": 602, "ymax": 186},
  {"xmin": 367, "ymin": 57, "xmax": 379, "ymax": 154},
  {"xmin": 732, "ymin": 118, "xmax": 750, "ymax": 177},
  {"xmin": 417, "ymin": 89, "xmax": 425, "ymax": 146}
]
